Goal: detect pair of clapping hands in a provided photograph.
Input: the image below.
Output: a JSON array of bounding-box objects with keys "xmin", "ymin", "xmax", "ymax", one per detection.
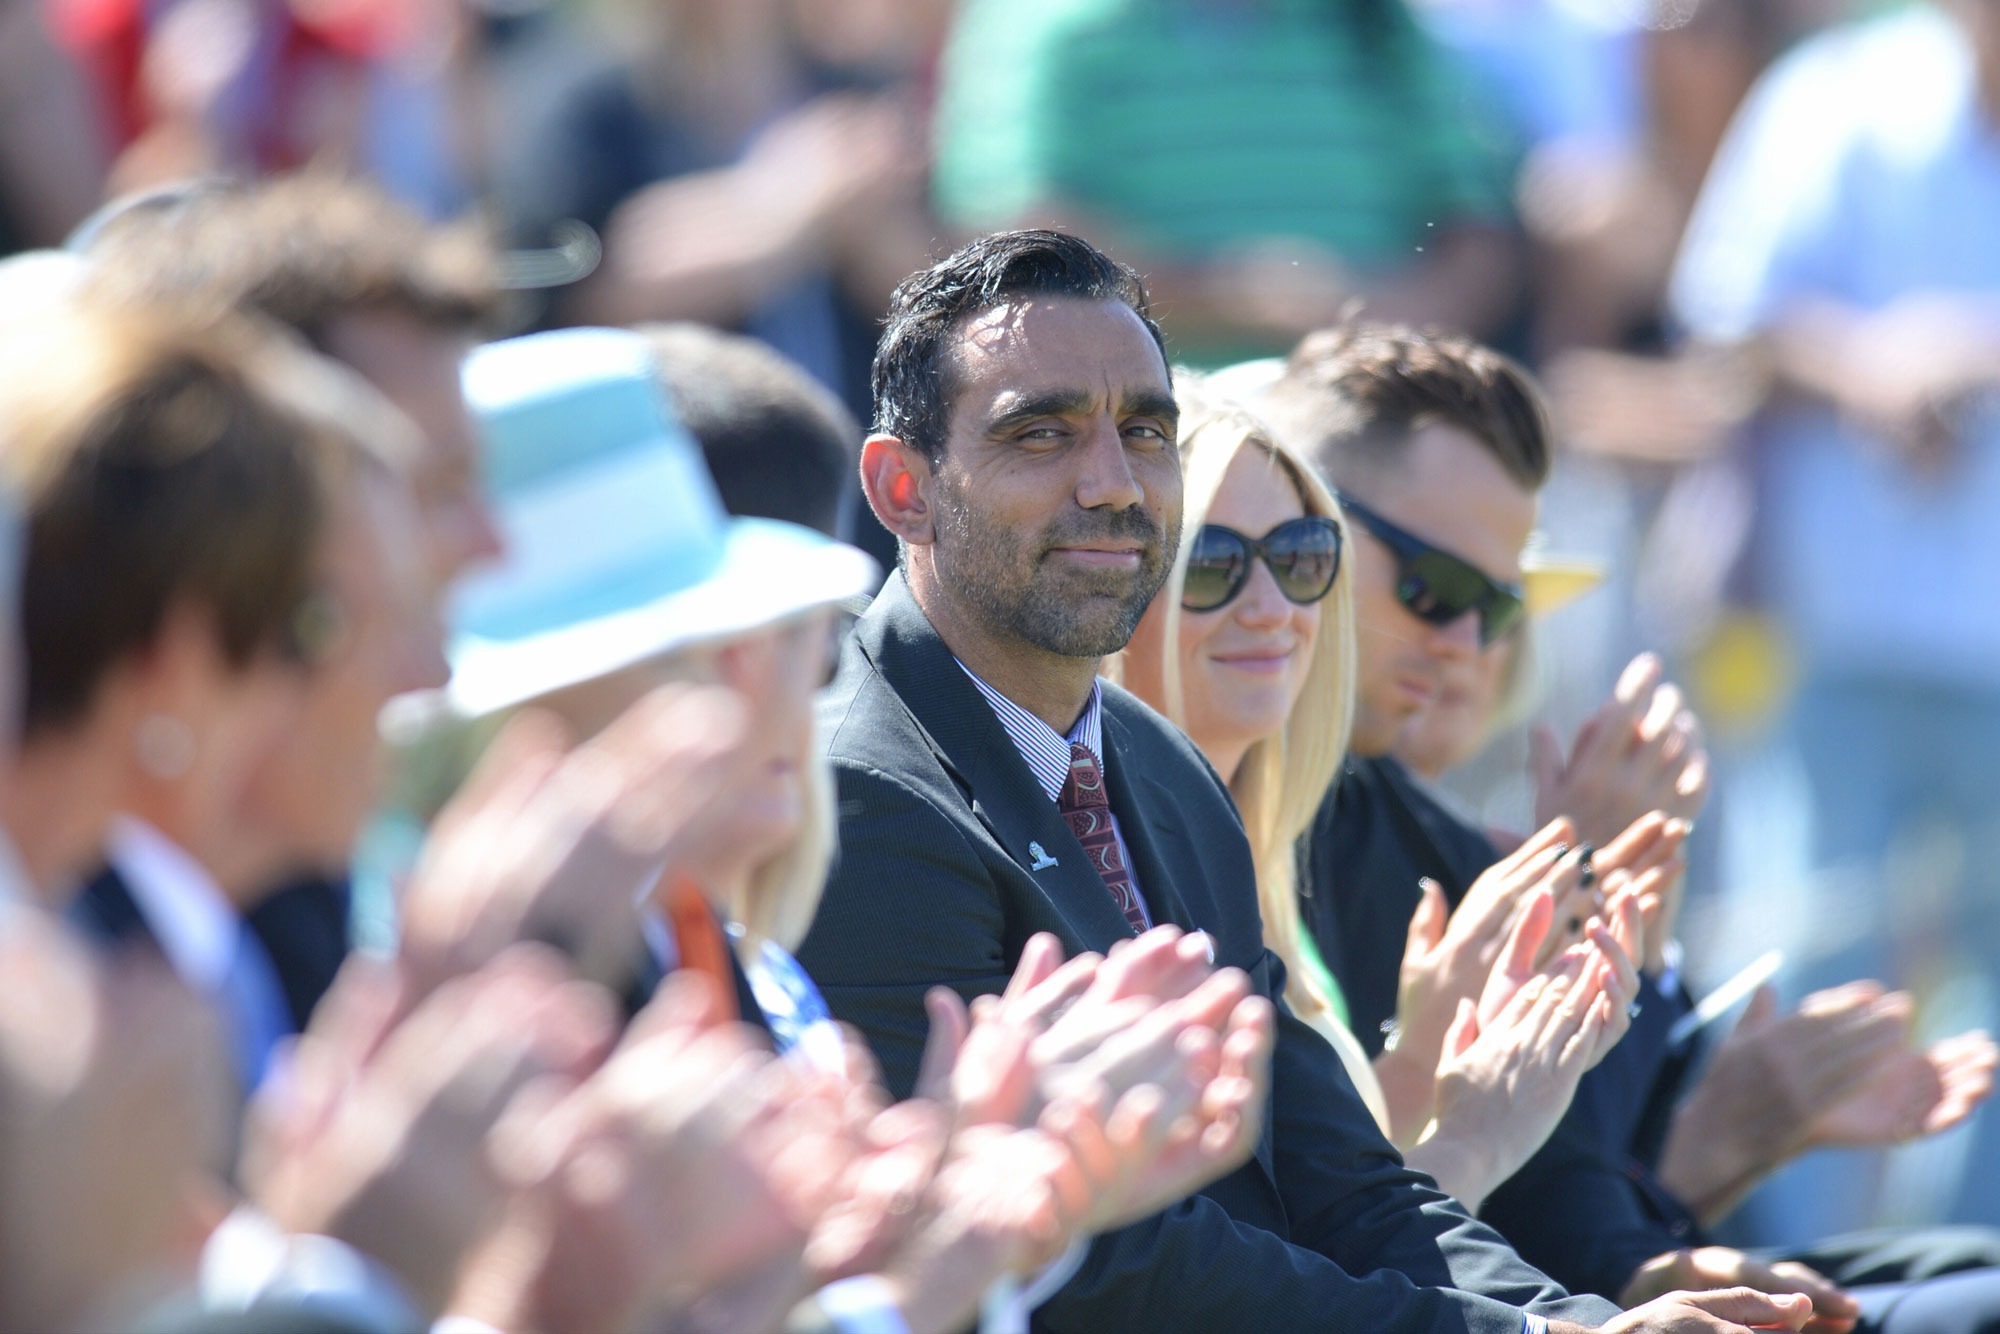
[
  {"xmin": 268, "ymin": 677, "xmax": 1276, "ymax": 1334},
  {"xmin": 1374, "ymin": 810, "xmax": 1687, "ymax": 1208},
  {"xmin": 252, "ymin": 927, "xmax": 1273, "ymax": 1334}
]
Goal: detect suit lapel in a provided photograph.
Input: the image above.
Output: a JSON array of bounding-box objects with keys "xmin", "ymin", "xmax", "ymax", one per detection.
[{"xmin": 854, "ymin": 575, "xmax": 1144, "ymax": 949}]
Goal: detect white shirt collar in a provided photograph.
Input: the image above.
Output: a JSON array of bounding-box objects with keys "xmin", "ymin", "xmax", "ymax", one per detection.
[
  {"xmin": 956, "ymin": 662, "xmax": 1106, "ymax": 804},
  {"xmin": 105, "ymin": 816, "xmax": 239, "ymax": 995}
]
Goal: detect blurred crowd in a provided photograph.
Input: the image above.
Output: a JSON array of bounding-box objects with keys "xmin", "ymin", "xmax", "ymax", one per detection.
[{"xmin": 8, "ymin": 0, "xmax": 2000, "ymax": 1331}]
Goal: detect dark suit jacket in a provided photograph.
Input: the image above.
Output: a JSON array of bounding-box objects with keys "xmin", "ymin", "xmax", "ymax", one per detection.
[
  {"xmin": 795, "ymin": 573, "xmax": 1617, "ymax": 1334},
  {"xmin": 1301, "ymin": 753, "xmax": 1705, "ymax": 1300}
]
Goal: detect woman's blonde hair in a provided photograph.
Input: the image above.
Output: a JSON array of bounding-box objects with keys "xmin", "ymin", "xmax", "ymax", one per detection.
[{"xmin": 1115, "ymin": 374, "xmax": 1356, "ymax": 1022}]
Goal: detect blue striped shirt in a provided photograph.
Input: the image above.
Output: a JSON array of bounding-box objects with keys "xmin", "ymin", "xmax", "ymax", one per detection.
[{"xmin": 956, "ymin": 664, "xmax": 1150, "ymax": 930}]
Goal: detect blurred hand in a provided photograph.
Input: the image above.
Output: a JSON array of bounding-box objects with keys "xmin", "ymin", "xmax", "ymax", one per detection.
[
  {"xmin": 399, "ymin": 683, "xmax": 756, "ymax": 997},
  {"xmin": 917, "ymin": 928, "xmax": 1275, "ymax": 1230},
  {"xmin": 1807, "ymin": 1028, "xmax": 1998, "ymax": 1150},
  {"xmin": 465, "ymin": 970, "xmax": 836, "ymax": 1334},
  {"xmin": 245, "ymin": 946, "xmax": 613, "ymax": 1318},
  {"xmin": 1533, "ymin": 652, "xmax": 1710, "ymax": 852},
  {"xmin": 743, "ymin": 92, "xmax": 923, "ymax": 237},
  {"xmin": 1656, "ymin": 982, "xmax": 1917, "ymax": 1226},
  {"xmin": 1583, "ymin": 1287, "xmax": 1813, "ymax": 1333},
  {"xmin": 920, "ymin": 927, "xmax": 1225, "ymax": 1127},
  {"xmin": 0, "ymin": 910, "xmax": 231, "ymax": 1331},
  {"xmin": 1619, "ymin": 1249, "xmax": 1853, "ymax": 1334}
]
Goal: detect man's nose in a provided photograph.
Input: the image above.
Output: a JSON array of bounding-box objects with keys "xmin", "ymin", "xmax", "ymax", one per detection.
[
  {"xmin": 1074, "ymin": 418, "xmax": 1144, "ymax": 510},
  {"xmin": 1427, "ymin": 609, "xmax": 1482, "ymax": 661}
]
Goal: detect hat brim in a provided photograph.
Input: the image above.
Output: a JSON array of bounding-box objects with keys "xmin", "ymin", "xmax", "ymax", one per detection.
[
  {"xmin": 444, "ymin": 517, "xmax": 878, "ymax": 717},
  {"xmin": 1521, "ymin": 557, "xmax": 1606, "ymax": 618}
]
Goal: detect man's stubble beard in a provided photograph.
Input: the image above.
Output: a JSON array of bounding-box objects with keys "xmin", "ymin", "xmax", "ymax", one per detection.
[{"xmin": 932, "ymin": 478, "xmax": 1180, "ymax": 660}]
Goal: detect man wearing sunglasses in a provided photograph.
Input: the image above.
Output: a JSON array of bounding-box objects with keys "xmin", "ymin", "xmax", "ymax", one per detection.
[{"xmin": 1259, "ymin": 324, "xmax": 2000, "ymax": 1334}]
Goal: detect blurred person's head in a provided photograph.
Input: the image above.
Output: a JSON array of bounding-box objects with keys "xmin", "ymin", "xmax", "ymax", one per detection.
[
  {"xmin": 1261, "ymin": 326, "xmax": 1549, "ymax": 759},
  {"xmin": 863, "ymin": 229, "xmax": 1180, "ymax": 679},
  {"xmin": 216, "ymin": 382, "xmax": 436, "ymax": 892},
  {"xmin": 0, "ymin": 303, "xmax": 349, "ymax": 900},
  {"xmin": 79, "ymin": 173, "xmax": 510, "ymax": 605},
  {"xmin": 452, "ymin": 328, "xmax": 876, "ymax": 949},
  {"xmin": 636, "ymin": 321, "xmax": 858, "ymax": 537},
  {"xmin": 1115, "ymin": 377, "xmax": 1353, "ymax": 1023}
]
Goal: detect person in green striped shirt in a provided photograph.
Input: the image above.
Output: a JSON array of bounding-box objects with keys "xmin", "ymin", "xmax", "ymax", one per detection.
[{"xmin": 932, "ymin": 0, "xmax": 1525, "ymax": 363}]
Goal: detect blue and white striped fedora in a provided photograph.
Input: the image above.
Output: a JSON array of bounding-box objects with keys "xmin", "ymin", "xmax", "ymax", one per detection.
[{"xmin": 445, "ymin": 326, "xmax": 877, "ymax": 715}]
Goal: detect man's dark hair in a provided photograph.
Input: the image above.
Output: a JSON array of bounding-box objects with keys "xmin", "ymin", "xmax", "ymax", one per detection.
[
  {"xmin": 1263, "ymin": 324, "xmax": 1553, "ymax": 491},
  {"xmin": 638, "ymin": 322, "xmax": 858, "ymax": 538},
  {"xmin": 872, "ymin": 230, "xmax": 1168, "ymax": 459},
  {"xmin": 81, "ymin": 172, "xmax": 510, "ymax": 349}
]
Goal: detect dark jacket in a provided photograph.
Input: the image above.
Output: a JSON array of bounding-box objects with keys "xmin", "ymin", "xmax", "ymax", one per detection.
[{"xmin": 795, "ymin": 573, "xmax": 1616, "ymax": 1334}]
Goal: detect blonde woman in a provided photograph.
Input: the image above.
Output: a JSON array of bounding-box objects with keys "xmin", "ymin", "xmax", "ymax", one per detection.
[{"xmin": 1119, "ymin": 378, "xmax": 1640, "ymax": 1210}]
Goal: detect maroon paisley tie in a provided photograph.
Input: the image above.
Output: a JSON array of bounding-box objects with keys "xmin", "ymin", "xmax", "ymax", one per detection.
[{"xmin": 1056, "ymin": 742, "xmax": 1151, "ymax": 936}]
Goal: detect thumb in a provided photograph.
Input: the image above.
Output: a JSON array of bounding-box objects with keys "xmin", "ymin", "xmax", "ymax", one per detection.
[
  {"xmin": 1445, "ymin": 997, "xmax": 1479, "ymax": 1062},
  {"xmin": 914, "ymin": 985, "xmax": 970, "ymax": 1102},
  {"xmin": 1405, "ymin": 879, "xmax": 1449, "ymax": 966}
]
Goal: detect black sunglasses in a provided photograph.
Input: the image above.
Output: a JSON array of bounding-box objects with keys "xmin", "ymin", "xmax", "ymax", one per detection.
[
  {"xmin": 1335, "ymin": 493, "xmax": 1525, "ymax": 646},
  {"xmin": 1181, "ymin": 515, "xmax": 1343, "ymax": 612}
]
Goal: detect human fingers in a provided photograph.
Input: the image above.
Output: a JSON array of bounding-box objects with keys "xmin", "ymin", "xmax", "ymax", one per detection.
[
  {"xmin": 1445, "ymin": 997, "xmax": 1481, "ymax": 1063},
  {"xmin": 1924, "ymin": 1032, "xmax": 1998, "ymax": 1133},
  {"xmin": 1165, "ymin": 966, "xmax": 1254, "ymax": 1036},
  {"xmin": 1507, "ymin": 816, "xmax": 1579, "ymax": 875},
  {"xmin": 1533, "ymin": 854, "xmax": 1593, "ymax": 971},
  {"xmin": 1003, "ymin": 934, "xmax": 1068, "ymax": 1002},
  {"xmin": 1615, "ymin": 651, "xmax": 1666, "ymax": 713},
  {"xmin": 1637, "ymin": 682, "xmax": 1687, "ymax": 752},
  {"xmin": 1404, "ymin": 879, "xmax": 1450, "ymax": 967},
  {"xmin": 1596, "ymin": 811, "xmax": 1670, "ymax": 877},
  {"xmin": 915, "ymin": 987, "xmax": 971, "ymax": 1103},
  {"xmin": 1677, "ymin": 742, "xmax": 1713, "ymax": 807},
  {"xmin": 426, "ymin": 707, "xmax": 572, "ymax": 845},
  {"xmin": 1498, "ymin": 889, "xmax": 1556, "ymax": 990},
  {"xmin": 1795, "ymin": 981, "xmax": 1888, "ymax": 1021},
  {"xmin": 1008, "ymin": 951, "xmax": 1102, "ymax": 1031},
  {"xmin": 1667, "ymin": 1286, "xmax": 1813, "ymax": 1331},
  {"xmin": 621, "ymin": 966, "xmax": 730, "ymax": 1053},
  {"xmin": 1586, "ymin": 905, "xmax": 1642, "ymax": 1009},
  {"xmin": 1209, "ymin": 998, "xmax": 1275, "ymax": 1120},
  {"xmin": 1102, "ymin": 926, "xmax": 1213, "ymax": 1004},
  {"xmin": 1764, "ymin": 1261, "xmax": 1859, "ymax": 1323}
]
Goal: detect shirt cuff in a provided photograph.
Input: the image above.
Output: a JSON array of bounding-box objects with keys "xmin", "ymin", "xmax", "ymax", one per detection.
[
  {"xmin": 980, "ymin": 1237, "xmax": 1090, "ymax": 1334},
  {"xmin": 814, "ymin": 1276, "xmax": 912, "ymax": 1334},
  {"xmin": 200, "ymin": 1206, "xmax": 422, "ymax": 1334},
  {"xmin": 1524, "ymin": 1314, "xmax": 1551, "ymax": 1334}
]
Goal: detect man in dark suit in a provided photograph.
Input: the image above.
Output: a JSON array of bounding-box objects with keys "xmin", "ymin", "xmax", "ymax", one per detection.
[{"xmin": 795, "ymin": 229, "xmax": 1811, "ymax": 1334}]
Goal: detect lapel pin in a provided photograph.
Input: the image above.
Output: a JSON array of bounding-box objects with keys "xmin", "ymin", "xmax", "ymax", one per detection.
[{"xmin": 1027, "ymin": 841, "xmax": 1059, "ymax": 870}]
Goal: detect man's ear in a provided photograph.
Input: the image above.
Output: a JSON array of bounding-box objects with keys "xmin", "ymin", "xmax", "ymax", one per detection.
[{"xmin": 859, "ymin": 433, "xmax": 937, "ymax": 547}]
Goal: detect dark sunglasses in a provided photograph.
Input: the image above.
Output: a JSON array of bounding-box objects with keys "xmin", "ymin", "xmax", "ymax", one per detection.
[
  {"xmin": 1181, "ymin": 515, "xmax": 1343, "ymax": 612},
  {"xmin": 1335, "ymin": 493, "xmax": 1525, "ymax": 646}
]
